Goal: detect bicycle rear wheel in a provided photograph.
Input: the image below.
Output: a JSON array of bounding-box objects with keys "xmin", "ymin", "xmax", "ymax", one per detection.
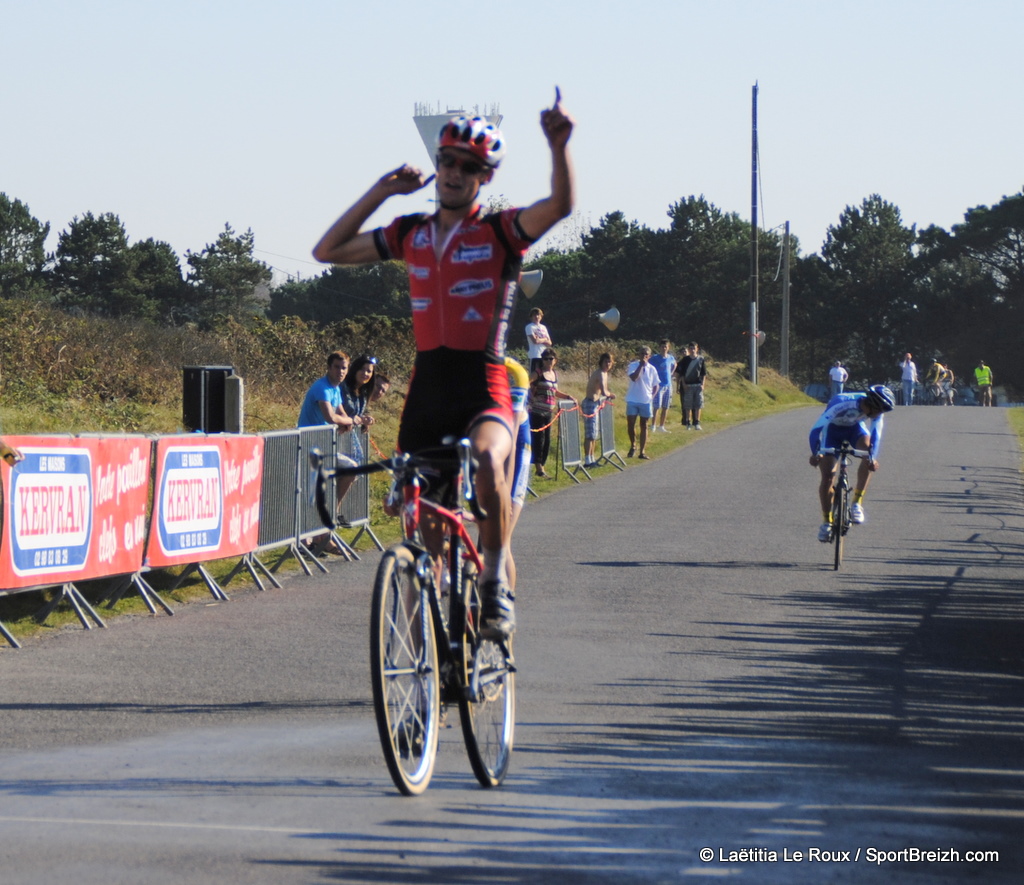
[
  {"xmin": 457, "ymin": 562, "xmax": 516, "ymax": 787},
  {"xmin": 832, "ymin": 485, "xmax": 847, "ymax": 571},
  {"xmin": 370, "ymin": 544, "xmax": 440, "ymax": 796}
]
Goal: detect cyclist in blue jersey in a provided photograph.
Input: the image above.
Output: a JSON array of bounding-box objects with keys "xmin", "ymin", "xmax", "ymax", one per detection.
[{"xmin": 808, "ymin": 385, "xmax": 895, "ymax": 542}]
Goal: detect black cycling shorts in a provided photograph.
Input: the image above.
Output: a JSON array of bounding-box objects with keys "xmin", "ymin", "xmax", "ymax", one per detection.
[{"xmin": 397, "ymin": 348, "xmax": 513, "ymax": 455}]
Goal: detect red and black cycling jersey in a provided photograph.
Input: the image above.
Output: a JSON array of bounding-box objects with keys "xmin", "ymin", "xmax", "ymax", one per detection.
[{"xmin": 373, "ymin": 206, "xmax": 535, "ymax": 360}]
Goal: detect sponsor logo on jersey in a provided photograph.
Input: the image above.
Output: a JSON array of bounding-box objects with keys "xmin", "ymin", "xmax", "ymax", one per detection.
[
  {"xmin": 462, "ymin": 307, "xmax": 484, "ymax": 322},
  {"xmin": 411, "ymin": 297, "xmax": 432, "ymax": 312},
  {"xmin": 449, "ymin": 279, "xmax": 494, "ymax": 297},
  {"xmin": 409, "ymin": 264, "xmax": 430, "ymax": 280},
  {"xmin": 452, "ymin": 243, "xmax": 493, "ymax": 264},
  {"xmin": 412, "ymin": 229, "xmax": 430, "ymax": 249},
  {"xmin": 829, "ymin": 405, "xmax": 864, "ymax": 426}
]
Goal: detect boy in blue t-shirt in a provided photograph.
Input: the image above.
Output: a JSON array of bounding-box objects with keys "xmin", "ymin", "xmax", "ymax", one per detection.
[{"xmin": 649, "ymin": 339, "xmax": 677, "ymax": 433}]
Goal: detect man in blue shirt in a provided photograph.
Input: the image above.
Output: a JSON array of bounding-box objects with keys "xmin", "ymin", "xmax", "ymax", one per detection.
[
  {"xmin": 649, "ymin": 339, "xmax": 677, "ymax": 433},
  {"xmin": 299, "ymin": 350, "xmax": 362, "ymax": 519},
  {"xmin": 808, "ymin": 385, "xmax": 894, "ymax": 541}
]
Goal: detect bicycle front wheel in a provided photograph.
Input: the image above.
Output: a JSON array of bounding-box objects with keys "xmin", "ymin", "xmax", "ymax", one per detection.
[
  {"xmin": 457, "ymin": 563, "xmax": 515, "ymax": 787},
  {"xmin": 370, "ymin": 544, "xmax": 440, "ymax": 796},
  {"xmin": 832, "ymin": 485, "xmax": 847, "ymax": 571}
]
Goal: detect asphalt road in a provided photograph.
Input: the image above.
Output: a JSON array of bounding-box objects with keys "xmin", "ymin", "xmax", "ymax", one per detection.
[{"xmin": 1, "ymin": 405, "xmax": 1022, "ymax": 884}]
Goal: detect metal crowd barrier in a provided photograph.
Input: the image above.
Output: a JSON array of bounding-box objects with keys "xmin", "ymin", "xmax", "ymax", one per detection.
[
  {"xmin": 556, "ymin": 400, "xmax": 591, "ymax": 483},
  {"xmin": 597, "ymin": 401, "xmax": 626, "ymax": 470},
  {"xmin": 229, "ymin": 425, "xmax": 371, "ymax": 589},
  {"xmin": 337, "ymin": 430, "xmax": 384, "ymax": 551}
]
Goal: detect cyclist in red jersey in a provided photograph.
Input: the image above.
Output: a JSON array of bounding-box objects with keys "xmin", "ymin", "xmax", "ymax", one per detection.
[{"xmin": 312, "ymin": 90, "xmax": 574, "ymax": 639}]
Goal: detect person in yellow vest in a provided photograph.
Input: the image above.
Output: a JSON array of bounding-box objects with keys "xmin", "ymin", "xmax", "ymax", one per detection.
[{"xmin": 974, "ymin": 360, "xmax": 993, "ymax": 407}]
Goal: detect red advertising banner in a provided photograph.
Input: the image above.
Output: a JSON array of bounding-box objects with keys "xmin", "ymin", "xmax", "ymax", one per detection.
[
  {"xmin": 145, "ymin": 435, "xmax": 264, "ymax": 569},
  {"xmin": 0, "ymin": 436, "xmax": 152, "ymax": 592}
]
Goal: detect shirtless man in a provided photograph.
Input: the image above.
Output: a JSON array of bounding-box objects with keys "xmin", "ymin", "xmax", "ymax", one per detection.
[{"xmin": 582, "ymin": 353, "xmax": 615, "ymax": 468}]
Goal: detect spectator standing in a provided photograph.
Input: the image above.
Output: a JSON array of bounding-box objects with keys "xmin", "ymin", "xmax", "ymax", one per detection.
[
  {"xmin": 581, "ymin": 352, "xmax": 615, "ymax": 468},
  {"xmin": 525, "ymin": 307, "xmax": 553, "ymax": 374},
  {"xmin": 625, "ymin": 346, "xmax": 659, "ymax": 460},
  {"xmin": 649, "ymin": 339, "xmax": 677, "ymax": 433},
  {"xmin": 675, "ymin": 341, "xmax": 707, "ymax": 430},
  {"xmin": 898, "ymin": 353, "xmax": 917, "ymax": 405},
  {"xmin": 528, "ymin": 348, "xmax": 575, "ymax": 478},
  {"xmin": 340, "ymin": 354, "xmax": 378, "ymax": 461},
  {"xmin": 974, "ymin": 359, "xmax": 993, "ymax": 406},
  {"xmin": 828, "ymin": 360, "xmax": 848, "ymax": 398}
]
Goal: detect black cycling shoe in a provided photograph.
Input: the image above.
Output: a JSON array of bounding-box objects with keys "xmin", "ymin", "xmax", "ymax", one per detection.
[{"xmin": 480, "ymin": 579, "xmax": 516, "ymax": 640}]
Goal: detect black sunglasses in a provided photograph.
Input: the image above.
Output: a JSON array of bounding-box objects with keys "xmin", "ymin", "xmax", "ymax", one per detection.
[{"xmin": 437, "ymin": 153, "xmax": 486, "ymax": 176}]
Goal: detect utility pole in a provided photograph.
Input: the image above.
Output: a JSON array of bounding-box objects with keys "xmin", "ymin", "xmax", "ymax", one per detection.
[
  {"xmin": 749, "ymin": 82, "xmax": 759, "ymax": 385},
  {"xmin": 781, "ymin": 220, "xmax": 790, "ymax": 377}
]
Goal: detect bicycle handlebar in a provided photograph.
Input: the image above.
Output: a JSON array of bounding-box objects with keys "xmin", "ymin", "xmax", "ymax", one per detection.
[
  {"xmin": 308, "ymin": 440, "xmax": 487, "ymax": 531},
  {"xmin": 818, "ymin": 445, "xmax": 870, "ymax": 460}
]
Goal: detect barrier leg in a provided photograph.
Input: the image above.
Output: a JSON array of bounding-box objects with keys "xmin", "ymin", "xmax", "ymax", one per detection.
[
  {"xmin": 242, "ymin": 552, "xmax": 283, "ymax": 591},
  {"xmin": 562, "ymin": 464, "xmax": 584, "ymax": 484},
  {"xmin": 100, "ymin": 575, "xmax": 133, "ymax": 608},
  {"xmin": 346, "ymin": 523, "xmax": 385, "ymax": 552},
  {"xmin": 173, "ymin": 563, "xmax": 230, "ymax": 602},
  {"xmin": 223, "ymin": 553, "xmax": 281, "ymax": 592},
  {"xmin": 599, "ymin": 451, "xmax": 627, "ymax": 471},
  {"xmin": 1, "ymin": 619, "xmax": 20, "ymax": 649},
  {"xmin": 194, "ymin": 564, "xmax": 230, "ymax": 602},
  {"xmin": 296, "ymin": 539, "xmax": 331, "ymax": 574},
  {"xmin": 102, "ymin": 572, "xmax": 172, "ymax": 615},
  {"xmin": 318, "ymin": 529, "xmax": 359, "ymax": 561},
  {"xmin": 35, "ymin": 583, "xmax": 107, "ymax": 630},
  {"xmin": 130, "ymin": 573, "xmax": 175, "ymax": 616}
]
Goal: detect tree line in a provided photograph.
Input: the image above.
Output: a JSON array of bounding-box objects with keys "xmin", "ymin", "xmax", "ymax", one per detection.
[
  {"xmin": 0, "ymin": 197, "xmax": 270, "ymax": 327},
  {"xmin": 3, "ymin": 187, "xmax": 1022, "ymax": 393}
]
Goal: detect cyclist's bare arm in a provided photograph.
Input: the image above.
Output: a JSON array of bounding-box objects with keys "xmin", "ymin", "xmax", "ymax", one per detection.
[
  {"xmin": 518, "ymin": 89, "xmax": 575, "ymax": 242},
  {"xmin": 312, "ymin": 165, "xmax": 436, "ymax": 265}
]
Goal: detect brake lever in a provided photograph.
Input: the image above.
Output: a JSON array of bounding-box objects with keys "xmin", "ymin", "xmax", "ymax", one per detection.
[{"xmin": 457, "ymin": 438, "xmax": 488, "ymax": 522}]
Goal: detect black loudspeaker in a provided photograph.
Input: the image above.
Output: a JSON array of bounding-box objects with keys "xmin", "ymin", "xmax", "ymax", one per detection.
[{"xmin": 182, "ymin": 366, "xmax": 234, "ymax": 432}]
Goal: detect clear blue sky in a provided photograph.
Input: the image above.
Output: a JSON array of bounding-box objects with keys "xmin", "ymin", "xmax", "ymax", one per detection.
[{"xmin": 3, "ymin": 0, "xmax": 1022, "ymax": 284}]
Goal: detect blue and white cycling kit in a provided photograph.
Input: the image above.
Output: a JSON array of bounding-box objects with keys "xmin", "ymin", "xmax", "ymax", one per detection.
[{"xmin": 808, "ymin": 393, "xmax": 884, "ymax": 459}]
